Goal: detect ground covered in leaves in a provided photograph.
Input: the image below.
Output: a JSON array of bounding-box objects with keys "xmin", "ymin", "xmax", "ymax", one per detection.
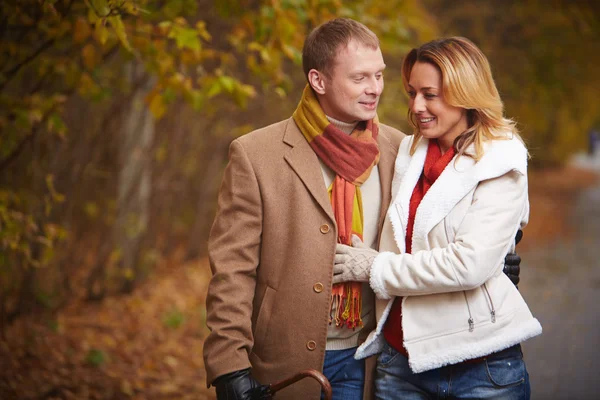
[
  {"xmin": 0, "ymin": 259, "xmax": 214, "ymax": 400},
  {"xmin": 0, "ymin": 165, "xmax": 597, "ymax": 400}
]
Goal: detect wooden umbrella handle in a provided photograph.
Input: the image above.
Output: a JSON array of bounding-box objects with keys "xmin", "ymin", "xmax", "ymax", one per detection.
[{"xmin": 268, "ymin": 369, "xmax": 332, "ymax": 400}]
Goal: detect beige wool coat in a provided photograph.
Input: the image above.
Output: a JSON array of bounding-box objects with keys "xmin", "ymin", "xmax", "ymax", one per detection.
[{"xmin": 203, "ymin": 117, "xmax": 404, "ymax": 399}]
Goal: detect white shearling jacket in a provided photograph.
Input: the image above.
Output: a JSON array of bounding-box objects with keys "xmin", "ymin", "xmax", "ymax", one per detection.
[{"xmin": 355, "ymin": 134, "xmax": 542, "ymax": 374}]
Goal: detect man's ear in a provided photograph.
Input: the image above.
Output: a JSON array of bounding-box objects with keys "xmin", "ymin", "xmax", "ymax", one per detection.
[{"xmin": 308, "ymin": 69, "xmax": 327, "ymax": 95}]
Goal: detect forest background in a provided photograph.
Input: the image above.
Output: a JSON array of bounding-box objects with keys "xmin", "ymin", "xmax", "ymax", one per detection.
[{"xmin": 1, "ymin": 0, "xmax": 599, "ymax": 399}]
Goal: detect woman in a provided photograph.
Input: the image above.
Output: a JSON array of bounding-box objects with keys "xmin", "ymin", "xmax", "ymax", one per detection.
[{"xmin": 333, "ymin": 37, "xmax": 542, "ymax": 399}]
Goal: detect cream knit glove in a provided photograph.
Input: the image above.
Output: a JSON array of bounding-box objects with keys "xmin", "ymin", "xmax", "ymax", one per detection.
[{"xmin": 333, "ymin": 235, "xmax": 378, "ymax": 284}]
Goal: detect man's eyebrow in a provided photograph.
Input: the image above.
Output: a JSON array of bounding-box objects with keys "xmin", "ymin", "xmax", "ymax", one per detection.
[{"xmin": 350, "ymin": 65, "xmax": 387, "ymax": 75}]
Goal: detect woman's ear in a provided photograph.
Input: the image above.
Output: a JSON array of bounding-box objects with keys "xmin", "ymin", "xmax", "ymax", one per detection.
[{"xmin": 308, "ymin": 69, "xmax": 327, "ymax": 95}]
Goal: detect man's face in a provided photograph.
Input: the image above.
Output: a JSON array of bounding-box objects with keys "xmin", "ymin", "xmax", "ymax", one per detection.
[{"xmin": 317, "ymin": 39, "xmax": 386, "ymax": 123}]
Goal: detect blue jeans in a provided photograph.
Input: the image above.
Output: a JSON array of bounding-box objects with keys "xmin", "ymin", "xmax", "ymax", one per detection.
[
  {"xmin": 375, "ymin": 342, "xmax": 530, "ymax": 399},
  {"xmin": 322, "ymin": 347, "xmax": 365, "ymax": 400}
]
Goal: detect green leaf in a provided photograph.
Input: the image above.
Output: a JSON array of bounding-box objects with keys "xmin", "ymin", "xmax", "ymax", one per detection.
[
  {"xmin": 86, "ymin": 349, "xmax": 108, "ymax": 367},
  {"xmin": 162, "ymin": 87, "xmax": 177, "ymax": 104},
  {"xmin": 169, "ymin": 26, "xmax": 201, "ymax": 51},
  {"xmin": 162, "ymin": 308, "xmax": 185, "ymax": 329},
  {"xmin": 206, "ymin": 81, "xmax": 222, "ymax": 99},
  {"xmin": 190, "ymin": 90, "xmax": 205, "ymax": 110},
  {"xmin": 218, "ymin": 76, "xmax": 235, "ymax": 93}
]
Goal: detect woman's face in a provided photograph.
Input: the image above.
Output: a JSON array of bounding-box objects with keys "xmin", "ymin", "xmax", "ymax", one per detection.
[{"xmin": 407, "ymin": 62, "xmax": 468, "ymax": 153}]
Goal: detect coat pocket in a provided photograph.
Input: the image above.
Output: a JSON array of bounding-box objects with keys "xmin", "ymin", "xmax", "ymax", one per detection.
[{"xmin": 252, "ymin": 285, "xmax": 276, "ymax": 354}]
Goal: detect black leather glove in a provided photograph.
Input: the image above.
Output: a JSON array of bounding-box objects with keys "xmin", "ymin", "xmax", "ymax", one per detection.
[
  {"xmin": 503, "ymin": 229, "xmax": 523, "ymax": 287},
  {"xmin": 214, "ymin": 368, "xmax": 271, "ymax": 400}
]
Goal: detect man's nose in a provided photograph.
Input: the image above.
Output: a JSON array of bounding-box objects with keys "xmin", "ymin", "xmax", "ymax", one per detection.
[{"xmin": 366, "ymin": 77, "xmax": 383, "ymax": 96}]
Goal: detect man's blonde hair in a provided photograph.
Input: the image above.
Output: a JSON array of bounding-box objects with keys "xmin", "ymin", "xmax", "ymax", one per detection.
[
  {"xmin": 402, "ymin": 37, "xmax": 523, "ymax": 160},
  {"xmin": 303, "ymin": 18, "xmax": 379, "ymax": 78}
]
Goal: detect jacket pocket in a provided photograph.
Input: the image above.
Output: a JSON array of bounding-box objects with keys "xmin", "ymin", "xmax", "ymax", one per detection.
[
  {"xmin": 482, "ymin": 283, "xmax": 497, "ymax": 323},
  {"xmin": 252, "ymin": 285, "xmax": 276, "ymax": 354},
  {"xmin": 462, "ymin": 291, "xmax": 475, "ymax": 332}
]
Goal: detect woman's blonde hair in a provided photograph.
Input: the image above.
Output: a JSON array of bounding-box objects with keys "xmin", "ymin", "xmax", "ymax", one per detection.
[{"xmin": 402, "ymin": 37, "xmax": 523, "ymax": 160}]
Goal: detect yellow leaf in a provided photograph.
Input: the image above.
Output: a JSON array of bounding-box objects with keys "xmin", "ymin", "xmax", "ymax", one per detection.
[
  {"xmin": 89, "ymin": 0, "xmax": 110, "ymax": 17},
  {"xmin": 148, "ymin": 93, "xmax": 166, "ymax": 119},
  {"xmin": 78, "ymin": 73, "xmax": 100, "ymax": 97},
  {"xmin": 158, "ymin": 383, "xmax": 178, "ymax": 394},
  {"xmin": 248, "ymin": 42, "xmax": 263, "ymax": 52},
  {"xmin": 123, "ymin": 268, "xmax": 134, "ymax": 280},
  {"xmin": 84, "ymin": 202, "xmax": 99, "ymax": 219},
  {"xmin": 103, "ymin": 335, "xmax": 117, "ymax": 348},
  {"xmin": 108, "ymin": 16, "xmax": 131, "ymax": 51},
  {"xmin": 195, "ymin": 20, "xmax": 212, "ymax": 41},
  {"xmin": 158, "ymin": 20, "xmax": 172, "ymax": 35},
  {"xmin": 28, "ymin": 109, "xmax": 43, "ymax": 124},
  {"xmin": 95, "ymin": 20, "xmax": 109, "ymax": 45},
  {"xmin": 164, "ymin": 355, "xmax": 178, "ymax": 368},
  {"xmin": 275, "ymin": 87, "xmax": 286, "ymax": 98},
  {"xmin": 121, "ymin": 380, "xmax": 134, "ymax": 396}
]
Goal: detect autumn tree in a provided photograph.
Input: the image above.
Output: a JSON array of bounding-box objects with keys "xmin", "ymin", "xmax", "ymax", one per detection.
[
  {"xmin": 0, "ymin": 0, "xmax": 433, "ymax": 324},
  {"xmin": 425, "ymin": 0, "xmax": 600, "ymax": 165}
]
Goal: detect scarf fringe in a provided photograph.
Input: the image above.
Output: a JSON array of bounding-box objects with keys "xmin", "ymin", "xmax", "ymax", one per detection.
[{"xmin": 330, "ymin": 282, "xmax": 363, "ymax": 329}]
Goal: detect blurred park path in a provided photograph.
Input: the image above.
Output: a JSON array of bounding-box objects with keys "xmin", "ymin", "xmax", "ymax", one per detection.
[{"xmin": 522, "ymin": 153, "xmax": 600, "ymax": 400}]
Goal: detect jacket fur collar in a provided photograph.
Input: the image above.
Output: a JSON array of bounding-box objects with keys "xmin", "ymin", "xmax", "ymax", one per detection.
[{"xmin": 389, "ymin": 134, "xmax": 528, "ymax": 253}]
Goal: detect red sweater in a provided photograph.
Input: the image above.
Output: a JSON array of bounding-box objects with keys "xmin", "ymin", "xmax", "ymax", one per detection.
[{"xmin": 383, "ymin": 139, "xmax": 456, "ymax": 355}]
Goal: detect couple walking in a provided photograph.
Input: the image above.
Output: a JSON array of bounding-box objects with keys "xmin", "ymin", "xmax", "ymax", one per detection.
[{"xmin": 203, "ymin": 18, "xmax": 541, "ymax": 400}]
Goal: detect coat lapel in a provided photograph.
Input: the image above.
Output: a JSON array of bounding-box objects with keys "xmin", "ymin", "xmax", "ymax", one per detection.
[
  {"xmin": 411, "ymin": 146, "xmax": 476, "ymax": 250},
  {"xmin": 376, "ymin": 128, "xmax": 400, "ymax": 246},
  {"xmin": 392, "ymin": 136, "xmax": 528, "ymax": 252},
  {"xmin": 283, "ymin": 119, "xmax": 335, "ymax": 222},
  {"xmin": 388, "ymin": 136, "xmax": 427, "ymax": 253}
]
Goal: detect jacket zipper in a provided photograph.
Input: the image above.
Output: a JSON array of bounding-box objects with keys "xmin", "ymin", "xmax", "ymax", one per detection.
[
  {"xmin": 462, "ymin": 291, "xmax": 475, "ymax": 332},
  {"xmin": 482, "ymin": 283, "xmax": 497, "ymax": 323}
]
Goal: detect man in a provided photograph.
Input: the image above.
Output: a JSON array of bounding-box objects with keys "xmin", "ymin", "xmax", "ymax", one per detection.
[{"xmin": 203, "ymin": 18, "xmax": 521, "ymax": 400}]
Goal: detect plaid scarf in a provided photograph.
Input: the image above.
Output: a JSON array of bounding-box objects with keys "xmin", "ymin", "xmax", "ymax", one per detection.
[{"xmin": 293, "ymin": 85, "xmax": 380, "ymax": 329}]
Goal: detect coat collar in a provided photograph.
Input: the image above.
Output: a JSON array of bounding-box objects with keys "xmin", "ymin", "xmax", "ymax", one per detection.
[
  {"xmin": 283, "ymin": 118, "xmax": 397, "ymax": 226},
  {"xmin": 283, "ymin": 118, "xmax": 334, "ymax": 221},
  {"xmin": 389, "ymin": 135, "xmax": 528, "ymax": 252}
]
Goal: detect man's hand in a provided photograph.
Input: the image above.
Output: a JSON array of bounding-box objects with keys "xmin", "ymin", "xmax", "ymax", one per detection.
[
  {"xmin": 214, "ymin": 368, "xmax": 270, "ymax": 400},
  {"xmin": 333, "ymin": 235, "xmax": 378, "ymax": 284},
  {"xmin": 503, "ymin": 229, "xmax": 523, "ymax": 286}
]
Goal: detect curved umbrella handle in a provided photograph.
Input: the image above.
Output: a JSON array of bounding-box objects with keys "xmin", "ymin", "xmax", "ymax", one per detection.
[{"xmin": 268, "ymin": 369, "xmax": 332, "ymax": 400}]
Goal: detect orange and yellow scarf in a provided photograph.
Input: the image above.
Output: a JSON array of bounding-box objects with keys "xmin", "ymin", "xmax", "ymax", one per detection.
[{"xmin": 293, "ymin": 85, "xmax": 380, "ymax": 329}]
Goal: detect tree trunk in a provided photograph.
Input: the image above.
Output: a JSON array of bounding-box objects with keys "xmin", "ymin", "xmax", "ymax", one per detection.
[
  {"xmin": 185, "ymin": 135, "xmax": 230, "ymax": 261},
  {"xmin": 114, "ymin": 63, "xmax": 155, "ymax": 293}
]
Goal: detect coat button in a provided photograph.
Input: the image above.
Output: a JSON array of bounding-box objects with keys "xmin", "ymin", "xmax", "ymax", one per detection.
[
  {"xmin": 320, "ymin": 224, "xmax": 330, "ymax": 234},
  {"xmin": 306, "ymin": 340, "xmax": 317, "ymax": 351},
  {"xmin": 313, "ymin": 282, "xmax": 324, "ymax": 293}
]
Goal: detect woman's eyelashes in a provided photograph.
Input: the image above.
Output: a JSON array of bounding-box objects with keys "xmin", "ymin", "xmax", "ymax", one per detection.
[{"xmin": 407, "ymin": 91, "xmax": 437, "ymax": 99}]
